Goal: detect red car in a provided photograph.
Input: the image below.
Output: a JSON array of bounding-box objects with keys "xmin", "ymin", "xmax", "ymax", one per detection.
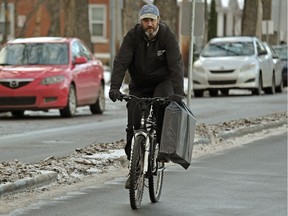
[{"xmin": 0, "ymin": 37, "xmax": 105, "ymax": 117}]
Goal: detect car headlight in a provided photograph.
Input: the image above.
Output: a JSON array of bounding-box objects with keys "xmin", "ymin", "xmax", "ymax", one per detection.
[
  {"xmin": 41, "ymin": 75, "xmax": 65, "ymax": 85},
  {"xmin": 193, "ymin": 65, "xmax": 205, "ymax": 73},
  {"xmin": 240, "ymin": 63, "xmax": 256, "ymax": 72}
]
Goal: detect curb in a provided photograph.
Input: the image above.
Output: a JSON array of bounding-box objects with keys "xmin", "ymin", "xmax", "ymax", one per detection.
[
  {"xmin": 219, "ymin": 119, "xmax": 287, "ymax": 140},
  {"xmin": 0, "ymin": 120, "xmax": 286, "ymax": 197},
  {"xmin": 0, "ymin": 171, "xmax": 57, "ymax": 197},
  {"xmin": 194, "ymin": 119, "xmax": 287, "ymax": 145}
]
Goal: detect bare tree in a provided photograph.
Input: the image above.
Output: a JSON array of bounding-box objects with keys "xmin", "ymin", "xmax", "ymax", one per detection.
[
  {"xmin": 62, "ymin": 0, "xmax": 93, "ymax": 51},
  {"xmin": 121, "ymin": 0, "xmax": 144, "ymax": 85},
  {"xmin": 204, "ymin": 0, "xmax": 208, "ymax": 44},
  {"xmin": 45, "ymin": 0, "xmax": 61, "ymax": 36},
  {"xmin": 62, "ymin": 0, "xmax": 76, "ymax": 37},
  {"xmin": 262, "ymin": 0, "xmax": 272, "ymax": 20},
  {"xmin": 122, "ymin": 0, "xmax": 143, "ymax": 36},
  {"xmin": 154, "ymin": 0, "xmax": 179, "ymax": 36},
  {"xmin": 261, "ymin": 0, "xmax": 273, "ymax": 43},
  {"xmin": 241, "ymin": 0, "xmax": 262, "ymax": 38},
  {"xmin": 208, "ymin": 0, "xmax": 217, "ymax": 40},
  {"xmin": 17, "ymin": 0, "xmax": 45, "ymax": 38},
  {"xmin": 1, "ymin": 0, "xmax": 9, "ymax": 43}
]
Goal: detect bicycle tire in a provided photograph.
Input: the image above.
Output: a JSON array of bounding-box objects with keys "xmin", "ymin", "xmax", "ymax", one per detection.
[
  {"xmin": 148, "ymin": 142, "xmax": 165, "ymax": 203},
  {"xmin": 129, "ymin": 135, "xmax": 145, "ymax": 209}
]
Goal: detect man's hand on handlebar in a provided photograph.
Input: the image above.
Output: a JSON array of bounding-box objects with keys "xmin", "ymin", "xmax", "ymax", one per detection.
[{"xmin": 109, "ymin": 89, "xmax": 122, "ymax": 102}]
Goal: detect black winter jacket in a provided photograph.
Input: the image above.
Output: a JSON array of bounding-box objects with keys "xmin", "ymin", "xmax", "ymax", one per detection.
[{"xmin": 110, "ymin": 22, "xmax": 184, "ymax": 95}]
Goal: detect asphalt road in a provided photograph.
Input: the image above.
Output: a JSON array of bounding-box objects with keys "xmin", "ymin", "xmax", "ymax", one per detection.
[
  {"xmin": 12, "ymin": 130, "xmax": 287, "ymax": 216},
  {"xmin": 0, "ymin": 91, "xmax": 287, "ymax": 163}
]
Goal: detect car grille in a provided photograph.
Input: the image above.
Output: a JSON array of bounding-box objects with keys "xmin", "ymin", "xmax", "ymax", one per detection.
[
  {"xmin": 208, "ymin": 80, "xmax": 237, "ymax": 85},
  {"xmin": 0, "ymin": 97, "xmax": 36, "ymax": 106},
  {"xmin": 209, "ymin": 70, "xmax": 235, "ymax": 74},
  {"xmin": 0, "ymin": 79, "xmax": 34, "ymax": 89}
]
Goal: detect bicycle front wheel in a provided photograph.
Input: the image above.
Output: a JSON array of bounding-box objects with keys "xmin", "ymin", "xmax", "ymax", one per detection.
[
  {"xmin": 148, "ymin": 161, "xmax": 164, "ymax": 202},
  {"xmin": 129, "ymin": 135, "xmax": 145, "ymax": 209}
]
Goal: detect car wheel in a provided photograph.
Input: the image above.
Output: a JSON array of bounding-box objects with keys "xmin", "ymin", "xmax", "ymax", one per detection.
[
  {"xmin": 209, "ymin": 89, "xmax": 218, "ymax": 97},
  {"xmin": 220, "ymin": 89, "xmax": 229, "ymax": 96},
  {"xmin": 11, "ymin": 110, "xmax": 25, "ymax": 118},
  {"xmin": 193, "ymin": 90, "xmax": 204, "ymax": 97},
  {"xmin": 275, "ymin": 77, "xmax": 283, "ymax": 93},
  {"xmin": 60, "ymin": 85, "xmax": 77, "ymax": 117},
  {"xmin": 264, "ymin": 74, "xmax": 275, "ymax": 95},
  {"xmin": 252, "ymin": 73, "xmax": 263, "ymax": 95},
  {"xmin": 90, "ymin": 83, "xmax": 105, "ymax": 114}
]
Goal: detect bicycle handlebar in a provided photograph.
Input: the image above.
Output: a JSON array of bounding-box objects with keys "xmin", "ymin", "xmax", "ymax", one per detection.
[{"xmin": 119, "ymin": 94, "xmax": 170, "ymax": 103}]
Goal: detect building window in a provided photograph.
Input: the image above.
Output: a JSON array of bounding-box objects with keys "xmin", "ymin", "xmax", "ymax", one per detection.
[
  {"xmin": 89, "ymin": 4, "xmax": 107, "ymax": 43},
  {"xmin": 0, "ymin": 3, "xmax": 14, "ymax": 42}
]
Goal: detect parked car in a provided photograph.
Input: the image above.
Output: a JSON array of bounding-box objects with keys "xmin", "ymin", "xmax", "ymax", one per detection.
[
  {"xmin": 263, "ymin": 42, "xmax": 284, "ymax": 93},
  {"xmin": 193, "ymin": 36, "xmax": 275, "ymax": 97},
  {"xmin": 272, "ymin": 45, "xmax": 287, "ymax": 87},
  {"xmin": 0, "ymin": 37, "xmax": 105, "ymax": 117}
]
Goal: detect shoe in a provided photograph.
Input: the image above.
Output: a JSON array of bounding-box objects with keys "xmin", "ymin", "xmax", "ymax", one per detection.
[
  {"xmin": 125, "ymin": 176, "xmax": 130, "ymax": 189},
  {"xmin": 157, "ymin": 153, "xmax": 170, "ymax": 163}
]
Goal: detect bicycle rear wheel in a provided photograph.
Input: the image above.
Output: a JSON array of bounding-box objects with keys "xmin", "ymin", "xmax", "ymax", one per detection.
[
  {"xmin": 148, "ymin": 161, "xmax": 164, "ymax": 202},
  {"xmin": 129, "ymin": 135, "xmax": 145, "ymax": 209}
]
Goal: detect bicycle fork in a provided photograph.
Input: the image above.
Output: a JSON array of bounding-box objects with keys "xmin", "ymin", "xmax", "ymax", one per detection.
[{"xmin": 130, "ymin": 131, "xmax": 150, "ymax": 174}]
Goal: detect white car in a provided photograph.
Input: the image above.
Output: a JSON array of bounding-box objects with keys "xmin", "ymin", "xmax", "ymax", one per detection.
[
  {"xmin": 193, "ymin": 36, "xmax": 275, "ymax": 97},
  {"xmin": 263, "ymin": 42, "xmax": 284, "ymax": 93}
]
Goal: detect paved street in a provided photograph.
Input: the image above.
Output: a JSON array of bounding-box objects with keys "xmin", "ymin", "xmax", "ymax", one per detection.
[{"xmin": 9, "ymin": 131, "xmax": 287, "ymax": 216}]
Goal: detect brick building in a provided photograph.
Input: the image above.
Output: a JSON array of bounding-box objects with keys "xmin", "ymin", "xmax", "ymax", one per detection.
[{"xmin": 0, "ymin": 0, "xmax": 111, "ymax": 64}]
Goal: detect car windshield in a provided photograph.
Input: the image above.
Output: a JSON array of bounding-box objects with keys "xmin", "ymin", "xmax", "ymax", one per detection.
[
  {"xmin": 0, "ymin": 43, "xmax": 69, "ymax": 65},
  {"xmin": 273, "ymin": 46, "xmax": 288, "ymax": 60},
  {"xmin": 201, "ymin": 41, "xmax": 255, "ymax": 57}
]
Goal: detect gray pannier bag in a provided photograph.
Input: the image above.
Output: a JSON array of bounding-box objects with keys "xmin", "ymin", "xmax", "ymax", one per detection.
[{"xmin": 159, "ymin": 101, "xmax": 196, "ymax": 169}]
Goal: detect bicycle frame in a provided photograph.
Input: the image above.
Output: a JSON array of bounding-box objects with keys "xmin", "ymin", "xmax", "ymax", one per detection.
[
  {"xmin": 121, "ymin": 94, "xmax": 169, "ymax": 209},
  {"xmin": 130, "ymin": 100, "xmax": 155, "ymax": 174},
  {"xmin": 131, "ymin": 131, "xmax": 150, "ymax": 173}
]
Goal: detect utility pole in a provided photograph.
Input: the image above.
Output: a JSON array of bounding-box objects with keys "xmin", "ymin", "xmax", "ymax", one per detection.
[
  {"xmin": 109, "ymin": 0, "xmax": 116, "ymax": 74},
  {"xmin": 187, "ymin": 0, "xmax": 195, "ymax": 108}
]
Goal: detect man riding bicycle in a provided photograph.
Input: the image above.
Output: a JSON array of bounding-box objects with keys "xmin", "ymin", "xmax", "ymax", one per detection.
[{"xmin": 109, "ymin": 4, "xmax": 184, "ymax": 188}]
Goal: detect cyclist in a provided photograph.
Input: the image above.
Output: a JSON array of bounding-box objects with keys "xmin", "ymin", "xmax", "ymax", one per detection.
[{"xmin": 109, "ymin": 4, "xmax": 184, "ymax": 188}]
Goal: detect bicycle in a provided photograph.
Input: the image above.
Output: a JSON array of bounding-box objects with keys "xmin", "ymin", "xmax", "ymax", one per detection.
[{"xmin": 120, "ymin": 94, "xmax": 171, "ymax": 209}]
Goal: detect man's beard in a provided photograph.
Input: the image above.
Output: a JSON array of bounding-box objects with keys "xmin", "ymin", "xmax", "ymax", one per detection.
[{"xmin": 144, "ymin": 25, "xmax": 159, "ymax": 39}]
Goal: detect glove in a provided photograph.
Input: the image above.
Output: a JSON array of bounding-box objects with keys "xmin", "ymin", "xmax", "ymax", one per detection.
[
  {"xmin": 109, "ymin": 89, "xmax": 121, "ymax": 102},
  {"xmin": 168, "ymin": 94, "xmax": 184, "ymax": 103}
]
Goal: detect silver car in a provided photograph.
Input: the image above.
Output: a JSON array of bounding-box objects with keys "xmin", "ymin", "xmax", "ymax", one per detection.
[
  {"xmin": 263, "ymin": 42, "xmax": 284, "ymax": 93},
  {"xmin": 193, "ymin": 36, "xmax": 275, "ymax": 97}
]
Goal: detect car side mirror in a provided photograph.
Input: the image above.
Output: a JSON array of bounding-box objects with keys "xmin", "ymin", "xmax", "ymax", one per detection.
[
  {"xmin": 74, "ymin": 56, "xmax": 88, "ymax": 65},
  {"xmin": 258, "ymin": 50, "xmax": 267, "ymax": 56}
]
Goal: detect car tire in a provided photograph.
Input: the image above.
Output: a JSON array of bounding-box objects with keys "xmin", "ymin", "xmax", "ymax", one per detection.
[
  {"xmin": 209, "ymin": 89, "xmax": 218, "ymax": 97},
  {"xmin": 264, "ymin": 74, "xmax": 276, "ymax": 95},
  {"xmin": 60, "ymin": 84, "xmax": 77, "ymax": 117},
  {"xmin": 90, "ymin": 83, "xmax": 105, "ymax": 114},
  {"xmin": 11, "ymin": 110, "xmax": 25, "ymax": 118},
  {"xmin": 193, "ymin": 90, "xmax": 204, "ymax": 97},
  {"xmin": 252, "ymin": 73, "xmax": 263, "ymax": 95},
  {"xmin": 275, "ymin": 78, "xmax": 283, "ymax": 93},
  {"xmin": 220, "ymin": 89, "xmax": 229, "ymax": 96}
]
